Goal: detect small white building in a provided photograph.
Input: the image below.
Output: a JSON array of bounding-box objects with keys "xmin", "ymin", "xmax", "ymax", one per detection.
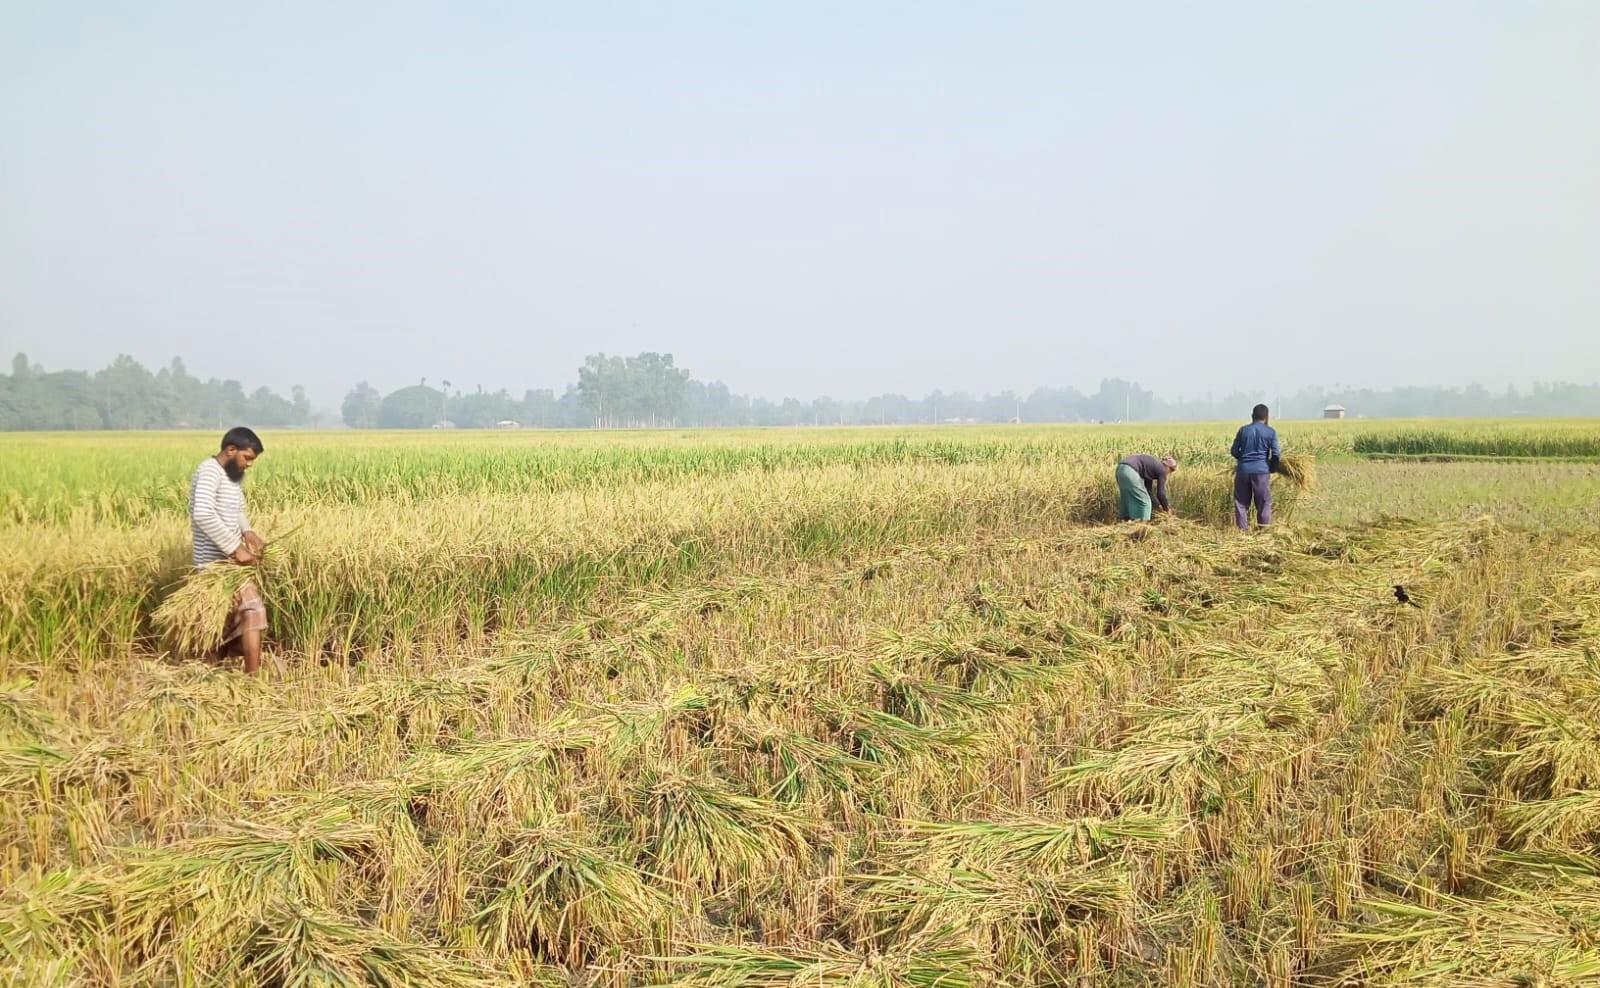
[
  {"xmin": 495, "ymin": 420, "xmax": 521, "ymax": 429},
  {"xmin": 1323, "ymin": 404, "xmax": 1347, "ymax": 420}
]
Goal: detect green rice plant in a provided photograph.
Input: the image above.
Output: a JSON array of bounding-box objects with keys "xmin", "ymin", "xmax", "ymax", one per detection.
[{"xmin": 1353, "ymin": 425, "xmax": 1600, "ymax": 459}]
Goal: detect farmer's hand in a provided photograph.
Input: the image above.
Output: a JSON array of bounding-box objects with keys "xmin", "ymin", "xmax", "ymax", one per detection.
[
  {"xmin": 231, "ymin": 545, "xmax": 259, "ymax": 566},
  {"xmin": 243, "ymin": 531, "xmax": 265, "ymax": 554}
]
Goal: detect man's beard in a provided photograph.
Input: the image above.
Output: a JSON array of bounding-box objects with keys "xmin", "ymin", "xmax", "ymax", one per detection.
[{"xmin": 223, "ymin": 459, "xmax": 245, "ymax": 483}]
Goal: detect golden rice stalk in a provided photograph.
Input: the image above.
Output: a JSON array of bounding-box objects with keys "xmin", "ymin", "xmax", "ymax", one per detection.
[
  {"xmin": 471, "ymin": 815, "xmax": 666, "ymax": 965},
  {"xmin": 899, "ymin": 814, "xmax": 1182, "ymax": 871},
  {"xmin": 849, "ymin": 862, "xmax": 1133, "ymax": 934},
  {"xmin": 0, "ymin": 677, "xmax": 51, "ymax": 742},
  {"xmin": 1274, "ymin": 454, "xmax": 1316, "ymax": 491},
  {"xmin": 151, "ymin": 543, "xmax": 284, "ymax": 657},
  {"xmin": 654, "ymin": 938, "xmax": 985, "ymax": 988},
  {"xmin": 634, "ymin": 766, "xmax": 810, "ymax": 891},
  {"xmin": 240, "ymin": 903, "xmax": 516, "ymax": 988},
  {"xmin": 1335, "ymin": 886, "xmax": 1600, "ymax": 985}
]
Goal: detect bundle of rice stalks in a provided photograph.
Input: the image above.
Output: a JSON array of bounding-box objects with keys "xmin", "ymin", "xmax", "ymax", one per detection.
[
  {"xmin": 0, "ymin": 868, "xmax": 116, "ymax": 970},
  {"xmin": 816, "ymin": 701, "xmax": 986, "ymax": 767},
  {"xmin": 0, "ymin": 735, "xmax": 145, "ymax": 799},
  {"xmin": 1054, "ymin": 702, "xmax": 1301, "ymax": 809},
  {"xmin": 0, "ymin": 677, "xmax": 51, "ymax": 742},
  {"xmin": 1493, "ymin": 700, "xmax": 1600, "ymax": 798},
  {"xmin": 0, "ymin": 808, "xmax": 395, "ymax": 977},
  {"xmin": 899, "ymin": 814, "xmax": 1181, "ymax": 871},
  {"xmin": 240, "ymin": 904, "xmax": 513, "ymax": 988},
  {"xmin": 655, "ymin": 939, "xmax": 986, "ymax": 988},
  {"xmin": 151, "ymin": 542, "xmax": 285, "ymax": 657},
  {"xmin": 1274, "ymin": 454, "xmax": 1316, "ymax": 491},
  {"xmin": 849, "ymin": 862, "xmax": 1133, "ymax": 935},
  {"xmin": 1334, "ymin": 886, "xmax": 1600, "ymax": 986},
  {"xmin": 598, "ymin": 684, "xmax": 709, "ymax": 762},
  {"xmin": 115, "ymin": 808, "xmax": 386, "ymax": 931},
  {"xmin": 472, "ymin": 816, "xmax": 665, "ymax": 965},
  {"xmin": 398, "ymin": 716, "xmax": 597, "ymax": 816},
  {"xmin": 634, "ymin": 767, "xmax": 810, "ymax": 890},
  {"xmin": 1502, "ymin": 790, "xmax": 1600, "ymax": 850},
  {"xmin": 720, "ymin": 715, "xmax": 880, "ymax": 802},
  {"xmin": 868, "ymin": 663, "xmax": 1000, "ymax": 726}
]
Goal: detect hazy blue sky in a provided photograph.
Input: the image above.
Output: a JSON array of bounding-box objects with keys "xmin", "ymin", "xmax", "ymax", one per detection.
[{"xmin": 3, "ymin": 1, "xmax": 1597, "ymax": 405}]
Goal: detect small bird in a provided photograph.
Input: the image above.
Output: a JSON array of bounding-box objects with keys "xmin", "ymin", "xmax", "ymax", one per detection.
[{"xmin": 1393, "ymin": 584, "xmax": 1419, "ymax": 607}]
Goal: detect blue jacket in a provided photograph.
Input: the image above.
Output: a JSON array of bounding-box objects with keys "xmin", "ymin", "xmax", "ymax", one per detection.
[{"xmin": 1231, "ymin": 421, "xmax": 1281, "ymax": 475}]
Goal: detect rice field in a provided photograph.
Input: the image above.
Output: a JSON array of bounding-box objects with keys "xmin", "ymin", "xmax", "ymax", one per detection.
[
  {"xmin": 1351, "ymin": 421, "xmax": 1600, "ymax": 459},
  {"xmin": 3, "ymin": 421, "xmax": 1600, "ymax": 986}
]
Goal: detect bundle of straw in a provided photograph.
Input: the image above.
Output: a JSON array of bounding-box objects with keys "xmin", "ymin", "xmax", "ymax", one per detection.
[
  {"xmin": 1274, "ymin": 454, "xmax": 1316, "ymax": 491},
  {"xmin": 152, "ymin": 542, "xmax": 284, "ymax": 657}
]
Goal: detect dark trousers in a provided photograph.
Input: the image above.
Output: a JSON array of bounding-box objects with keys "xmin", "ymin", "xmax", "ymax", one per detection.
[{"xmin": 1234, "ymin": 471, "xmax": 1272, "ymax": 529}]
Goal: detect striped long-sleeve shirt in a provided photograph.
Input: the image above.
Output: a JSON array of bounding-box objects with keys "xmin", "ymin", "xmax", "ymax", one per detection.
[{"xmin": 189, "ymin": 458, "xmax": 252, "ymax": 568}]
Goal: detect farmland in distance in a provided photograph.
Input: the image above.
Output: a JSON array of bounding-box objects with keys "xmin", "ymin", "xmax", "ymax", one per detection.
[{"xmin": 3, "ymin": 420, "xmax": 1599, "ymax": 986}]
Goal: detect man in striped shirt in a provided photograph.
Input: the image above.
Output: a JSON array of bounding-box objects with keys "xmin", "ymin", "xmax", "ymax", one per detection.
[{"xmin": 190, "ymin": 427, "xmax": 268, "ymax": 673}]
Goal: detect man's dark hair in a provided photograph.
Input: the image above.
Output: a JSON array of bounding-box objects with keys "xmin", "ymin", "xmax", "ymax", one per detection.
[
  {"xmin": 221, "ymin": 427, "xmax": 264, "ymax": 453},
  {"xmin": 1251, "ymin": 404, "xmax": 1269, "ymax": 422}
]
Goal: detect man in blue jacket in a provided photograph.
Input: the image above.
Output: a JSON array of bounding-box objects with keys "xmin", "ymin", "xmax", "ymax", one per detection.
[{"xmin": 1230, "ymin": 404, "xmax": 1281, "ymax": 530}]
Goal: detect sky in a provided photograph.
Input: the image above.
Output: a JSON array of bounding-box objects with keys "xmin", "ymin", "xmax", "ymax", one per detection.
[{"xmin": 2, "ymin": 1, "xmax": 1598, "ymax": 406}]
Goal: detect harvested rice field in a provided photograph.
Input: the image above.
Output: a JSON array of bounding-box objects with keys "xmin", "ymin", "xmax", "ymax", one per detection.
[{"xmin": 3, "ymin": 422, "xmax": 1600, "ymax": 986}]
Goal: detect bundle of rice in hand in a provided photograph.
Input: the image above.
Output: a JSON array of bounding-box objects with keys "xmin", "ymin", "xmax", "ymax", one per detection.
[
  {"xmin": 152, "ymin": 541, "xmax": 287, "ymax": 657},
  {"xmin": 1273, "ymin": 454, "xmax": 1316, "ymax": 491}
]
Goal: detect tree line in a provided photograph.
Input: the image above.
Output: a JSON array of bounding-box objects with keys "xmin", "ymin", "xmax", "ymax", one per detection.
[
  {"xmin": 0, "ymin": 354, "xmax": 312, "ymax": 431},
  {"xmin": 345, "ymin": 359, "xmax": 1600, "ymax": 428},
  {"xmin": 5, "ymin": 350, "xmax": 1600, "ymax": 431}
]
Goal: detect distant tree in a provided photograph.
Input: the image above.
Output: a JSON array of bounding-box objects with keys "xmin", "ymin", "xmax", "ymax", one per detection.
[
  {"xmin": 95, "ymin": 355, "xmax": 170, "ymax": 429},
  {"xmin": 248, "ymin": 386, "xmax": 297, "ymax": 426},
  {"xmin": 341, "ymin": 382, "xmax": 382, "ymax": 428},
  {"xmin": 577, "ymin": 352, "xmax": 691, "ymax": 427},
  {"xmin": 449, "ymin": 388, "xmax": 518, "ymax": 428},
  {"xmin": 377, "ymin": 384, "xmax": 443, "ymax": 429},
  {"xmin": 1087, "ymin": 378, "xmax": 1154, "ymax": 422}
]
